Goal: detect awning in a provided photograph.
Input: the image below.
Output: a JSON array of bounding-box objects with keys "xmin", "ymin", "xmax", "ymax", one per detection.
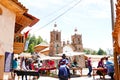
[
  {"xmin": 18, "ymin": 52, "xmax": 32, "ymax": 58},
  {"xmin": 56, "ymin": 52, "xmax": 85, "ymax": 57},
  {"xmin": 34, "ymin": 42, "xmax": 49, "ymax": 52}
]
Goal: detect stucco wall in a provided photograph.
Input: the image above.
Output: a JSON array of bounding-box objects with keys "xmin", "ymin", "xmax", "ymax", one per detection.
[{"xmin": 0, "ymin": 4, "xmax": 16, "ymax": 54}]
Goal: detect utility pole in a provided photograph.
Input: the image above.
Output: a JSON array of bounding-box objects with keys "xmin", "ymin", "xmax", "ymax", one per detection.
[{"xmin": 110, "ymin": 0, "xmax": 114, "ymax": 31}]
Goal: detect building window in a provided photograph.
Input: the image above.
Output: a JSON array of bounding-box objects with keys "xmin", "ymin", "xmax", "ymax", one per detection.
[{"xmin": 56, "ymin": 34, "xmax": 58, "ymax": 40}]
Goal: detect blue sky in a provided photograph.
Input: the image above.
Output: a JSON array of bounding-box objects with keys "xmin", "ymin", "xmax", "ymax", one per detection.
[{"xmin": 19, "ymin": 0, "xmax": 116, "ymax": 52}]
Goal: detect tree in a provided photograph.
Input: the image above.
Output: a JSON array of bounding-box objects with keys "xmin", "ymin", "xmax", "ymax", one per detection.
[
  {"xmin": 27, "ymin": 43, "xmax": 34, "ymax": 53},
  {"xmin": 91, "ymin": 51, "xmax": 97, "ymax": 55},
  {"xmin": 97, "ymin": 48, "xmax": 107, "ymax": 55},
  {"xmin": 84, "ymin": 49, "xmax": 91, "ymax": 55},
  {"xmin": 26, "ymin": 34, "xmax": 46, "ymax": 53},
  {"xmin": 83, "ymin": 48, "xmax": 97, "ymax": 55},
  {"xmin": 36, "ymin": 36, "xmax": 43, "ymax": 45}
]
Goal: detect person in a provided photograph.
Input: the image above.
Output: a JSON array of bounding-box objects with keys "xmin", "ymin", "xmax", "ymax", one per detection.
[
  {"xmin": 17, "ymin": 57, "xmax": 21, "ymax": 70},
  {"xmin": 11, "ymin": 58, "xmax": 18, "ymax": 79},
  {"xmin": 38, "ymin": 60, "xmax": 43, "ymax": 68},
  {"xmin": 21, "ymin": 57, "xmax": 28, "ymax": 80},
  {"xmin": 72, "ymin": 58, "xmax": 78, "ymax": 67},
  {"xmin": 96, "ymin": 57, "xmax": 107, "ymax": 79},
  {"xmin": 72, "ymin": 58, "xmax": 78, "ymax": 74},
  {"xmin": 12, "ymin": 58, "xmax": 18, "ymax": 70},
  {"xmin": 58, "ymin": 54, "xmax": 70, "ymax": 80},
  {"xmin": 29, "ymin": 60, "xmax": 35, "ymax": 70},
  {"xmin": 65, "ymin": 57, "xmax": 71, "ymax": 79},
  {"xmin": 87, "ymin": 57, "xmax": 92, "ymax": 77},
  {"xmin": 105, "ymin": 57, "xmax": 114, "ymax": 80},
  {"xmin": 97, "ymin": 57, "xmax": 105, "ymax": 68},
  {"xmin": 37, "ymin": 56, "xmax": 41, "ymax": 68},
  {"xmin": 58, "ymin": 59, "xmax": 69, "ymax": 80}
]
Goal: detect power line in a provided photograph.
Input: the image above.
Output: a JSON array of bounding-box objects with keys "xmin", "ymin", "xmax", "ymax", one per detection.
[
  {"xmin": 32, "ymin": 0, "xmax": 82, "ymax": 33},
  {"xmin": 41, "ymin": 0, "xmax": 78, "ymax": 18}
]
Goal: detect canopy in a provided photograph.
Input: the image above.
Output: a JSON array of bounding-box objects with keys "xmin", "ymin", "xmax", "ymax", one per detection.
[
  {"xmin": 56, "ymin": 52, "xmax": 85, "ymax": 57},
  {"xmin": 40, "ymin": 47, "xmax": 49, "ymax": 55},
  {"xmin": 34, "ymin": 42, "xmax": 49, "ymax": 52},
  {"xmin": 40, "ymin": 56, "xmax": 61, "ymax": 60},
  {"xmin": 18, "ymin": 52, "xmax": 32, "ymax": 58},
  {"xmin": 38, "ymin": 53, "xmax": 61, "ymax": 60}
]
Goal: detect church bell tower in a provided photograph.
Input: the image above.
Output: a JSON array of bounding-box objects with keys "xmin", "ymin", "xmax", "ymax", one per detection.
[
  {"xmin": 49, "ymin": 23, "xmax": 62, "ymax": 56},
  {"xmin": 71, "ymin": 28, "xmax": 83, "ymax": 52}
]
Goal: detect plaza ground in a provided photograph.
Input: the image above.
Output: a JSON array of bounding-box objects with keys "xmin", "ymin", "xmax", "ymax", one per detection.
[{"xmin": 4, "ymin": 68, "xmax": 111, "ymax": 80}]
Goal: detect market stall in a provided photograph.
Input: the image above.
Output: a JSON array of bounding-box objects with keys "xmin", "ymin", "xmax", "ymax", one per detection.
[{"xmin": 56, "ymin": 52, "xmax": 86, "ymax": 68}]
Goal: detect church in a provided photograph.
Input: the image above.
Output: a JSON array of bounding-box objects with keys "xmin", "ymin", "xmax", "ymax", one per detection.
[{"xmin": 49, "ymin": 23, "xmax": 83, "ymax": 56}]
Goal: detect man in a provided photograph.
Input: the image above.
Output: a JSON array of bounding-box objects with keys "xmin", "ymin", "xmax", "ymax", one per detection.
[{"xmin": 105, "ymin": 57, "xmax": 114, "ymax": 80}]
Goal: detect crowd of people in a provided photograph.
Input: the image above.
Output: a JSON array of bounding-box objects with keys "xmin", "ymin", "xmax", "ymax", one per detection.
[
  {"xmin": 86, "ymin": 56, "xmax": 114, "ymax": 80},
  {"xmin": 58, "ymin": 54, "xmax": 115, "ymax": 80},
  {"xmin": 12, "ymin": 53, "xmax": 115, "ymax": 80},
  {"xmin": 11, "ymin": 54, "xmax": 55, "ymax": 80}
]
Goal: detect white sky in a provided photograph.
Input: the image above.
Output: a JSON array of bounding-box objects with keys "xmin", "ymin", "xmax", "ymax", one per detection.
[{"xmin": 19, "ymin": 0, "xmax": 116, "ymax": 52}]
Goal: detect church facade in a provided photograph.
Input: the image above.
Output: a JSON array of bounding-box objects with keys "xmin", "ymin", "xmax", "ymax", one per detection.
[{"xmin": 49, "ymin": 24, "xmax": 83, "ymax": 56}]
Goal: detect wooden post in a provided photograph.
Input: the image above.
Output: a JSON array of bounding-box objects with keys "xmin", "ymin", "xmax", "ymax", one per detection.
[
  {"xmin": 112, "ymin": 0, "xmax": 120, "ymax": 79},
  {"xmin": 119, "ymin": 65, "xmax": 120, "ymax": 79},
  {"xmin": 0, "ymin": 54, "xmax": 4, "ymax": 80},
  {"xmin": 114, "ymin": 52, "xmax": 119, "ymax": 80}
]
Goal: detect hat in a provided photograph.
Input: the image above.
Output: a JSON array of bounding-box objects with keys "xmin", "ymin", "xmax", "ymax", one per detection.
[{"xmin": 62, "ymin": 54, "xmax": 66, "ymax": 58}]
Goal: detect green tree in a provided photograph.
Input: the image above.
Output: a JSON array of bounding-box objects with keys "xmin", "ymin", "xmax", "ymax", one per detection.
[
  {"xmin": 91, "ymin": 51, "xmax": 97, "ymax": 55},
  {"xmin": 37, "ymin": 36, "xmax": 42, "ymax": 44},
  {"xmin": 83, "ymin": 48, "xmax": 97, "ymax": 55},
  {"xmin": 97, "ymin": 48, "xmax": 107, "ymax": 55},
  {"xmin": 83, "ymin": 49, "xmax": 90, "ymax": 55},
  {"xmin": 26, "ymin": 34, "xmax": 46, "ymax": 53},
  {"xmin": 27, "ymin": 43, "xmax": 34, "ymax": 53}
]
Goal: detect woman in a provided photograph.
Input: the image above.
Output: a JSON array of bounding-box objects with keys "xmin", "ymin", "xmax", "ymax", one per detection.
[
  {"xmin": 97, "ymin": 57, "xmax": 105, "ymax": 68},
  {"xmin": 58, "ymin": 54, "xmax": 70, "ymax": 80},
  {"xmin": 96, "ymin": 57, "xmax": 107, "ymax": 79},
  {"xmin": 58, "ymin": 60, "xmax": 69, "ymax": 80}
]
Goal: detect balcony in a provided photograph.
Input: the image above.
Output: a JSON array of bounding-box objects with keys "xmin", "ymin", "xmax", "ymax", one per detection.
[{"xmin": 13, "ymin": 34, "xmax": 25, "ymax": 54}]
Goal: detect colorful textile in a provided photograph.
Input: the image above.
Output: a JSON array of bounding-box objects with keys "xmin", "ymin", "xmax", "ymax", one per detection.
[
  {"xmin": 58, "ymin": 65, "xmax": 68, "ymax": 80},
  {"xmin": 12, "ymin": 59, "xmax": 18, "ymax": 69}
]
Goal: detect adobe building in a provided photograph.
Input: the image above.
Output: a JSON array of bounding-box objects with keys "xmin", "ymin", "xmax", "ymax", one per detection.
[
  {"xmin": 49, "ymin": 23, "xmax": 83, "ymax": 56},
  {"xmin": 0, "ymin": 0, "xmax": 39, "ymax": 79}
]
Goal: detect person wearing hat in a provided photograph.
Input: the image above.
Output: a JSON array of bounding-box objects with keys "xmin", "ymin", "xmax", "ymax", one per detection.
[{"xmin": 58, "ymin": 54, "xmax": 70, "ymax": 80}]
